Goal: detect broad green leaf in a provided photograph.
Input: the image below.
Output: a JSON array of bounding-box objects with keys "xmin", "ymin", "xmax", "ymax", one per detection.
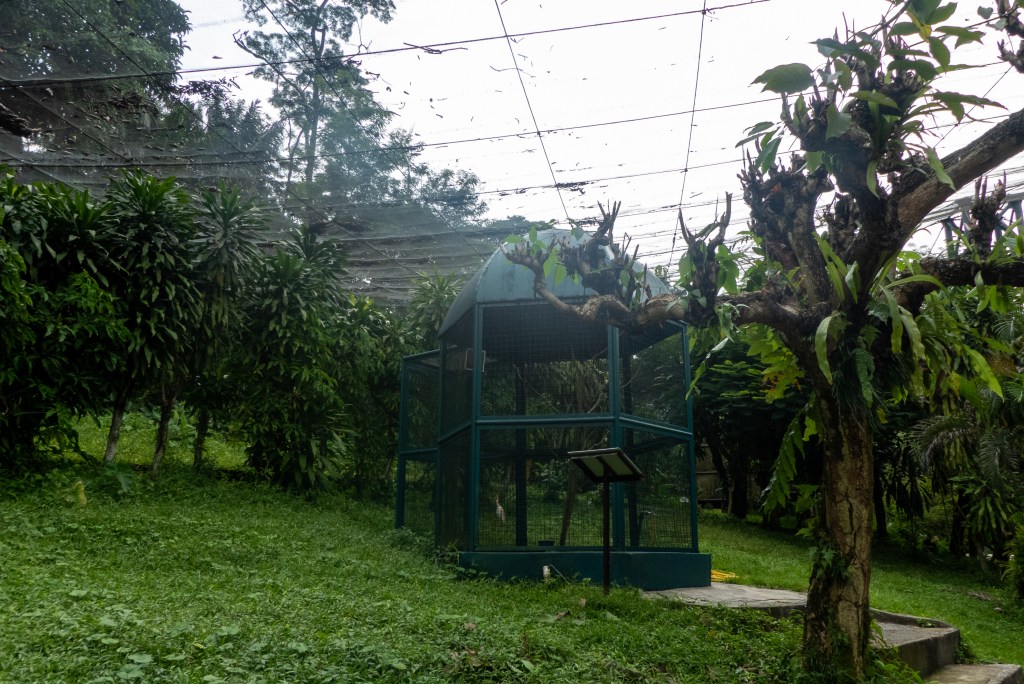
[
  {"xmin": 826, "ymin": 106, "xmax": 853, "ymax": 139},
  {"xmin": 929, "ymin": 36, "xmax": 951, "ymax": 68},
  {"xmin": 930, "ymin": 2, "xmax": 957, "ymax": 23},
  {"xmin": 757, "ymin": 136, "xmax": 781, "ymax": 172},
  {"xmin": 844, "ymin": 261, "xmax": 861, "ymax": 303},
  {"xmin": 736, "ymin": 122, "xmax": 777, "ymax": 147},
  {"xmin": 834, "ymin": 60, "xmax": 853, "ymax": 91},
  {"xmin": 892, "ymin": 273, "xmax": 944, "ymax": 289},
  {"xmin": 910, "ymin": 0, "xmax": 942, "ymax": 22},
  {"xmin": 753, "ymin": 63, "xmax": 814, "ymax": 94},
  {"xmin": 965, "ymin": 347, "xmax": 1003, "ymax": 397},
  {"xmin": 813, "ymin": 39, "xmax": 881, "ymax": 69},
  {"xmin": 553, "ymin": 263, "xmax": 567, "ymax": 285},
  {"xmin": 853, "ymin": 90, "xmax": 899, "ymax": 109},
  {"xmin": 543, "ymin": 250, "xmax": 557, "ymax": 278},
  {"xmin": 904, "ymin": 311, "xmax": 925, "ymax": 361},
  {"xmin": 805, "ymin": 150, "xmax": 824, "ymax": 172},
  {"xmin": 815, "ymin": 314, "xmax": 837, "ymax": 384},
  {"xmin": 926, "ymin": 147, "xmax": 955, "ymax": 189},
  {"xmin": 891, "ymin": 21, "xmax": 921, "ymax": 36},
  {"xmin": 936, "ymin": 25, "xmax": 985, "ymax": 46},
  {"xmin": 978, "ymin": 6, "xmax": 994, "ymax": 19},
  {"xmin": 866, "ymin": 159, "xmax": 879, "ymax": 197},
  {"xmin": 881, "ymin": 288, "xmax": 904, "ymax": 352},
  {"xmin": 678, "ymin": 253, "xmax": 693, "ymax": 280},
  {"xmin": 890, "ymin": 58, "xmax": 939, "ymax": 80}
]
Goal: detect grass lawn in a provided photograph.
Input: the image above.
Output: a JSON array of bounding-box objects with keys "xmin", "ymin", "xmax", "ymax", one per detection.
[
  {"xmin": 700, "ymin": 513, "xmax": 1024, "ymax": 669},
  {"xmin": 2, "ymin": 467, "xmax": 808, "ymax": 683},
  {"xmin": 1, "ymin": 418, "xmax": 1020, "ymax": 681}
]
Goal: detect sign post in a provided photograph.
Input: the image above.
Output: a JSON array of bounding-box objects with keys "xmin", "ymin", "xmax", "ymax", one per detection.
[{"xmin": 568, "ymin": 448, "xmax": 644, "ymax": 594}]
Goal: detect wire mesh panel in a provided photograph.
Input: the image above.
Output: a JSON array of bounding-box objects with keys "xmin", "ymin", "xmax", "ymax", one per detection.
[
  {"xmin": 480, "ymin": 304, "xmax": 610, "ymax": 417},
  {"xmin": 620, "ymin": 324, "xmax": 688, "ymax": 428},
  {"xmin": 438, "ymin": 429, "xmax": 471, "ymax": 548},
  {"xmin": 477, "ymin": 426, "xmax": 610, "ymax": 549},
  {"xmin": 400, "ymin": 353, "xmax": 439, "ymax": 451},
  {"xmin": 399, "ymin": 458, "xmax": 436, "ymax": 540},
  {"xmin": 440, "ymin": 312, "xmax": 474, "ymax": 434},
  {"xmin": 622, "ymin": 428, "xmax": 694, "ymax": 550}
]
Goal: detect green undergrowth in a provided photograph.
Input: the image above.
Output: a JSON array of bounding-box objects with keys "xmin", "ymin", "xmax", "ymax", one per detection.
[
  {"xmin": 0, "ymin": 467, "xmax": 812, "ymax": 684},
  {"xmin": 700, "ymin": 511, "xmax": 1024, "ymax": 669}
]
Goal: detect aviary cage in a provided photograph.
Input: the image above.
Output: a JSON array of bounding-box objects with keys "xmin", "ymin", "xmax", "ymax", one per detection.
[{"xmin": 396, "ymin": 229, "xmax": 711, "ymax": 589}]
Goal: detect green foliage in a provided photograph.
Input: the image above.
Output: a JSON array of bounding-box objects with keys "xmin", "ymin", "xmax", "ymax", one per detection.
[
  {"xmin": 406, "ymin": 270, "xmax": 464, "ymax": 350},
  {"xmin": 331, "ymin": 295, "xmax": 416, "ymax": 498},
  {"xmin": 1008, "ymin": 524, "xmax": 1024, "ymax": 601},
  {"xmin": 0, "ymin": 0, "xmax": 189, "ymax": 148},
  {"xmin": 105, "ymin": 172, "xmax": 203, "ymax": 378},
  {"xmin": 0, "ymin": 172, "xmax": 129, "ymax": 471},
  {"xmin": 234, "ymin": 229, "xmax": 352, "ymax": 490},
  {"xmin": 0, "ymin": 472, "xmax": 811, "ymax": 684}
]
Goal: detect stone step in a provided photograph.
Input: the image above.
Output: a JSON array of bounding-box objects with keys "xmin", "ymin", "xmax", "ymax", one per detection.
[
  {"xmin": 876, "ymin": 618, "xmax": 959, "ymax": 677},
  {"xmin": 646, "ymin": 584, "xmax": 1021, "ymax": 680},
  {"xmin": 926, "ymin": 663, "xmax": 1023, "ymax": 684}
]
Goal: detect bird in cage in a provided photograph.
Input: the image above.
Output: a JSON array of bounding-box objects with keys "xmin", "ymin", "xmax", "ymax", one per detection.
[{"xmin": 495, "ymin": 495, "xmax": 506, "ymax": 524}]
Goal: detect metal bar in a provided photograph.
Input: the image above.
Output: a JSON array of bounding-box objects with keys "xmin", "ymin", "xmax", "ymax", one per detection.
[
  {"xmin": 683, "ymin": 325, "xmax": 699, "ymax": 552},
  {"xmin": 603, "ymin": 469, "xmax": 611, "ymax": 595},
  {"xmin": 475, "ymin": 414, "xmax": 615, "ymax": 428},
  {"xmin": 514, "ymin": 365, "xmax": 528, "ymax": 547},
  {"xmin": 469, "ymin": 304, "xmax": 484, "ymax": 551}
]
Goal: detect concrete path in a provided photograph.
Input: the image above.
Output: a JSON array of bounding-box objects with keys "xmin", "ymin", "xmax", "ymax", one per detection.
[{"xmin": 646, "ymin": 583, "xmax": 1022, "ymax": 683}]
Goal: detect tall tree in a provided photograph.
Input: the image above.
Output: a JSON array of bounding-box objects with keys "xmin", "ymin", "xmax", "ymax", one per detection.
[
  {"xmin": 183, "ymin": 184, "xmax": 267, "ymax": 471},
  {"xmin": 235, "ymin": 0, "xmax": 394, "ymax": 214},
  {"xmin": 102, "ymin": 172, "xmax": 202, "ymax": 467},
  {"xmin": 0, "ymin": 170, "xmax": 128, "ymax": 469},
  {"xmin": 0, "ymin": 0, "xmax": 189, "ymax": 168},
  {"xmin": 156, "ymin": 91, "xmax": 285, "ymax": 201},
  {"xmin": 504, "ymin": 2, "xmax": 1024, "ymax": 678}
]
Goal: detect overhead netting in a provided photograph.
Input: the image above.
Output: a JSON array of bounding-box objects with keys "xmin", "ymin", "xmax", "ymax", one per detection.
[{"xmin": 0, "ymin": 1, "xmax": 500, "ymax": 305}]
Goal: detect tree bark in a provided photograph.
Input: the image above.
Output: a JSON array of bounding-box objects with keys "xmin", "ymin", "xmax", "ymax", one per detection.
[
  {"xmin": 873, "ymin": 461, "xmax": 888, "ymax": 541},
  {"xmin": 104, "ymin": 385, "xmax": 130, "ymax": 464},
  {"xmin": 151, "ymin": 383, "xmax": 178, "ymax": 478},
  {"xmin": 193, "ymin": 407, "xmax": 211, "ymax": 470},
  {"xmin": 803, "ymin": 399, "xmax": 874, "ymax": 682}
]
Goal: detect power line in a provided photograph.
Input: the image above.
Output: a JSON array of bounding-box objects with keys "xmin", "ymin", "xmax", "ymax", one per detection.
[
  {"xmin": 250, "ymin": 0, "xmax": 488, "ymax": 261},
  {"xmin": 0, "ymin": 0, "xmax": 772, "ymax": 90},
  {"xmin": 493, "ymin": 0, "xmax": 570, "ymax": 223},
  {"xmin": 53, "ymin": 0, "xmax": 430, "ymax": 296},
  {"xmin": 669, "ymin": 0, "xmax": 710, "ymax": 268},
  {"xmin": 14, "ymin": 95, "xmax": 783, "ymax": 170}
]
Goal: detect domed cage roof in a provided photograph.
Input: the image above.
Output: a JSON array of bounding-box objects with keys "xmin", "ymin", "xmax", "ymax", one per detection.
[{"xmin": 438, "ymin": 228, "xmax": 676, "ymax": 340}]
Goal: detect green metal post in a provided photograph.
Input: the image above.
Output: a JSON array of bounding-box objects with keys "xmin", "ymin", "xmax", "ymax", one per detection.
[
  {"xmin": 468, "ymin": 305, "xmax": 484, "ymax": 550},
  {"xmin": 683, "ymin": 325, "xmax": 699, "ymax": 551},
  {"xmin": 607, "ymin": 326, "xmax": 625, "ymax": 549}
]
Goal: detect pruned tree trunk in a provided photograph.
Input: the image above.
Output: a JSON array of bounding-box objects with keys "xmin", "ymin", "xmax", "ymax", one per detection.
[
  {"xmin": 104, "ymin": 385, "xmax": 130, "ymax": 463},
  {"xmin": 803, "ymin": 399, "xmax": 874, "ymax": 681},
  {"xmin": 193, "ymin": 407, "xmax": 211, "ymax": 470},
  {"xmin": 151, "ymin": 383, "xmax": 179, "ymax": 478},
  {"xmin": 873, "ymin": 462, "xmax": 888, "ymax": 541}
]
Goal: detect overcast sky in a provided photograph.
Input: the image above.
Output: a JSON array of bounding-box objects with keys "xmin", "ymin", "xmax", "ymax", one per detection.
[{"xmin": 175, "ymin": 0, "xmax": 1024, "ymax": 265}]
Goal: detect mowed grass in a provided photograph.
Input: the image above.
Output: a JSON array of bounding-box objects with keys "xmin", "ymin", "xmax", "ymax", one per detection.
[
  {"xmin": 700, "ymin": 513, "xmax": 1024, "ymax": 669},
  {"xmin": 2, "ymin": 415, "xmax": 1020, "ymax": 681},
  {"xmin": 1, "ymin": 466, "xmax": 808, "ymax": 684}
]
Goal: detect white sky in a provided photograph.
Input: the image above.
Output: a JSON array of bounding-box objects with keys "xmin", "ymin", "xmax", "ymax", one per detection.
[{"xmin": 175, "ymin": 0, "xmax": 1024, "ymax": 267}]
